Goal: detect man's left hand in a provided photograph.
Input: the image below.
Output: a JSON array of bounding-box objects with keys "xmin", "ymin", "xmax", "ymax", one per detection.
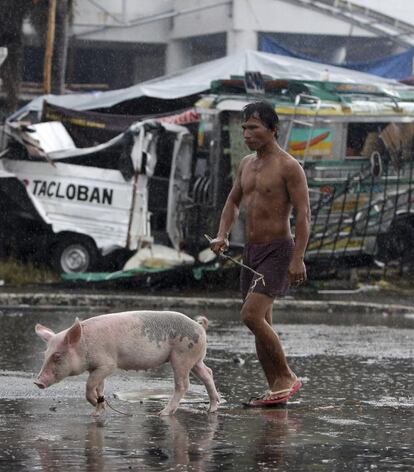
[{"xmin": 288, "ymin": 257, "xmax": 307, "ymax": 288}]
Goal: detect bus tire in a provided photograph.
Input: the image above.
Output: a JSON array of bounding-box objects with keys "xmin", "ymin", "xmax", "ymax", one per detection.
[{"xmin": 51, "ymin": 234, "xmax": 98, "ymax": 274}]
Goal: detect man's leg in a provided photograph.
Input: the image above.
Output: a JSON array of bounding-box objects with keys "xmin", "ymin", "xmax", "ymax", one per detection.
[
  {"xmin": 265, "ymin": 303, "xmax": 272, "ymax": 325},
  {"xmin": 241, "ymin": 292, "xmax": 297, "ymax": 393},
  {"xmin": 255, "ymin": 303, "xmax": 275, "ymax": 387}
]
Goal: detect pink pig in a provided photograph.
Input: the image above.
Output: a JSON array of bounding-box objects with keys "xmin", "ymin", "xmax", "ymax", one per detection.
[{"xmin": 34, "ymin": 310, "xmax": 220, "ymax": 416}]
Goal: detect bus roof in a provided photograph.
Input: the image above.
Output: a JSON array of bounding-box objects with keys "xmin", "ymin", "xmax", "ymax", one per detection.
[{"xmin": 197, "ymin": 77, "xmax": 414, "ymax": 118}]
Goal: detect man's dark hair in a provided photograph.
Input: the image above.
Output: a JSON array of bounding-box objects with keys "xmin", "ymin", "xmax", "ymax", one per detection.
[{"xmin": 242, "ymin": 101, "xmax": 279, "ymax": 138}]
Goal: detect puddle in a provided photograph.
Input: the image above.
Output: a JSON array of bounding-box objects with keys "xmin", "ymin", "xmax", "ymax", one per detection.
[
  {"xmin": 114, "ymin": 386, "xmax": 222, "ymax": 404},
  {"xmin": 0, "ymin": 304, "xmax": 413, "ymax": 471}
]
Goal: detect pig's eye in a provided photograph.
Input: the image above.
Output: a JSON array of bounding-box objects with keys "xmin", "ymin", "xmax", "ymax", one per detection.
[{"xmin": 52, "ymin": 352, "xmax": 63, "ymax": 362}]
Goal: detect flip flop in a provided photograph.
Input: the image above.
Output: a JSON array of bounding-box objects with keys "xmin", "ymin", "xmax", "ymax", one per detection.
[{"xmin": 243, "ymin": 380, "xmax": 302, "ymax": 408}]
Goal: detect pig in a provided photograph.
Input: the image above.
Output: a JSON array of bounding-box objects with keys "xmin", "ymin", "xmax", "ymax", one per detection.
[{"xmin": 34, "ymin": 310, "xmax": 220, "ymax": 416}]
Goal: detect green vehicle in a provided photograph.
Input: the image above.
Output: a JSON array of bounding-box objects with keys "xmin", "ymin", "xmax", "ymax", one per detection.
[{"xmin": 187, "ymin": 77, "xmax": 414, "ymax": 271}]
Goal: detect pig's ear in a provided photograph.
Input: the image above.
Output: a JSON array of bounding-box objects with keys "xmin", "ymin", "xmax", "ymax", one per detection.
[
  {"xmin": 35, "ymin": 324, "xmax": 55, "ymax": 343},
  {"xmin": 64, "ymin": 318, "xmax": 82, "ymax": 346}
]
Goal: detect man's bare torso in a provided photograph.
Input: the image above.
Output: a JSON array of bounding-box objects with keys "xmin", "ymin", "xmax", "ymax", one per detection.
[{"xmin": 240, "ymin": 150, "xmax": 293, "ymax": 243}]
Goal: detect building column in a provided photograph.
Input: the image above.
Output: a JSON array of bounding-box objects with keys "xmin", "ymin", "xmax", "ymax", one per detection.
[
  {"xmin": 330, "ymin": 45, "xmax": 347, "ymax": 64},
  {"xmin": 226, "ymin": 29, "xmax": 257, "ymax": 55},
  {"xmin": 166, "ymin": 39, "xmax": 192, "ymax": 74}
]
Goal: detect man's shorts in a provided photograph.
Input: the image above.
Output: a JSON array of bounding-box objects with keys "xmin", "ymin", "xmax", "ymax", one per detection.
[{"xmin": 240, "ymin": 238, "xmax": 294, "ymax": 301}]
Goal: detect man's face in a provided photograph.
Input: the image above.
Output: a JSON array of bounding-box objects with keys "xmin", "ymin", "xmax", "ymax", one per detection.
[{"xmin": 242, "ymin": 114, "xmax": 275, "ymax": 151}]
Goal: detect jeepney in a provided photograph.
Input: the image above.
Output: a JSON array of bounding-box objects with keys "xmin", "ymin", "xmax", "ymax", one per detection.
[{"xmin": 190, "ymin": 78, "xmax": 414, "ymax": 269}]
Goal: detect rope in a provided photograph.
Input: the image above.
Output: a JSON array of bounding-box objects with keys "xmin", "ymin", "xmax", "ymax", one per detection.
[
  {"xmin": 204, "ymin": 234, "xmax": 265, "ymax": 291},
  {"xmin": 98, "ymin": 396, "xmax": 133, "ymax": 417}
]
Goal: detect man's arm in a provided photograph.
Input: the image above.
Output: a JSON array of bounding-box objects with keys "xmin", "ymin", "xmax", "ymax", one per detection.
[
  {"xmin": 285, "ymin": 159, "xmax": 311, "ymax": 285},
  {"xmin": 210, "ymin": 160, "xmax": 244, "ymax": 254}
]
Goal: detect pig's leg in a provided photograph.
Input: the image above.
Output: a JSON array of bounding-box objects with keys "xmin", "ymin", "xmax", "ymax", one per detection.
[
  {"xmin": 94, "ymin": 380, "xmax": 106, "ymax": 415},
  {"xmin": 86, "ymin": 367, "xmax": 114, "ymax": 415},
  {"xmin": 159, "ymin": 354, "xmax": 192, "ymax": 416},
  {"xmin": 191, "ymin": 361, "xmax": 220, "ymax": 413}
]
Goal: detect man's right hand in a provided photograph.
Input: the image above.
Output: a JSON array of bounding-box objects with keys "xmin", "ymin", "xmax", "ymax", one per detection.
[{"xmin": 209, "ymin": 236, "xmax": 229, "ymax": 255}]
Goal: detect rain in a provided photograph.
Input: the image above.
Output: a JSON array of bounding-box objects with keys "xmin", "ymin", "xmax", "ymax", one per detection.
[{"xmin": 1, "ymin": 1, "xmax": 414, "ymax": 471}]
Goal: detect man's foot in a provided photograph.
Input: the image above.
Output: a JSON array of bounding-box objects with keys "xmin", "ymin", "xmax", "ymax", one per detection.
[{"xmin": 243, "ymin": 379, "xmax": 302, "ymax": 408}]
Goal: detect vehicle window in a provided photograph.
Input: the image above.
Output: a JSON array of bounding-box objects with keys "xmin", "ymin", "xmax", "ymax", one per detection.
[{"xmin": 346, "ymin": 122, "xmax": 386, "ymax": 159}]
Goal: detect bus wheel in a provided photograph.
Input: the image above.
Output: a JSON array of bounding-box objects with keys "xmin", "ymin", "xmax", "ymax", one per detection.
[{"xmin": 52, "ymin": 235, "xmax": 98, "ymax": 274}]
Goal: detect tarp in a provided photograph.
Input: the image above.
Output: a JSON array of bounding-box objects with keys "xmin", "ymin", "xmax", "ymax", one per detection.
[
  {"xmin": 399, "ymin": 76, "xmax": 414, "ymax": 86},
  {"xmin": 41, "ymin": 101, "xmax": 146, "ymax": 145},
  {"xmin": 260, "ymin": 35, "xmax": 414, "ymax": 80},
  {"xmin": 40, "ymin": 102, "xmax": 200, "ymax": 146},
  {"xmin": 15, "ymin": 50, "xmax": 401, "ymax": 116}
]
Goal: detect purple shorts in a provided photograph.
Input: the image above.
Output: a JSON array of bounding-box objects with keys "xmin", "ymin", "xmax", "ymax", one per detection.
[{"xmin": 240, "ymin": 238, "xmax": 294, "ymax": 301}]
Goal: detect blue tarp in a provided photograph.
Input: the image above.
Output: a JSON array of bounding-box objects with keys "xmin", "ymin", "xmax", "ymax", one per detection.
[{"xmin": 260, "ymin": 35, "xmax": 414, "ymax": 80}]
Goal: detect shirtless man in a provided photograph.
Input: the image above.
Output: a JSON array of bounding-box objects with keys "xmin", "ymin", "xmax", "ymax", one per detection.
[{"xmin": 210, "ymin": 101, "xmax": 310, "ymax": 406}]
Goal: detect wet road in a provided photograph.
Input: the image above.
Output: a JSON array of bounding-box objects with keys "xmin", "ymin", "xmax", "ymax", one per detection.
[{"xmin": 0, "ymin": 304, "xmax": 413, "ymax": 471}]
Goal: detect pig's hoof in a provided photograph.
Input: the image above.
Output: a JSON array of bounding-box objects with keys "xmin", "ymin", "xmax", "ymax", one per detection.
[{"xmin": 92, "ymin": 403, "xmax": 105, "ymax": 417}]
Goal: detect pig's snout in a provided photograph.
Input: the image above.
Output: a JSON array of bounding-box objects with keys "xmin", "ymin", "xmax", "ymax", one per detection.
[{"xmin": 34, "ymin": 380, "xmax": 46, "ymax": 389}]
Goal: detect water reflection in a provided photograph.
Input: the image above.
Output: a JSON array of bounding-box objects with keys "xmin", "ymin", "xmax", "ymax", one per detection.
[
  {"xmin": 0, "ymin": 305, "xmax": 413, "ymax": 471},
  {"xmin": 27, "ymin": 407, "xmax": 220, "ymax": 471},
  {"xmin": 250, "ymin": 408, "xmax": 301, "ymax": 469},
  {"xmin": 146, "ymin": 414, "xmax": 218, "ymax": 470}
]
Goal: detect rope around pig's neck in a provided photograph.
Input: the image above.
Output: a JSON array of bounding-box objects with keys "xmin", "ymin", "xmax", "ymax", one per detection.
[{"xmin": 204, "ymin": 234, "xmax": 265, "ymax": 291}]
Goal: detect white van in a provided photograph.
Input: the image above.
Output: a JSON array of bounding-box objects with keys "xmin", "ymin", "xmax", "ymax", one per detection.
[{"xmin": 0, "ymin": 119, "xmax": 193, "ymax": 273}]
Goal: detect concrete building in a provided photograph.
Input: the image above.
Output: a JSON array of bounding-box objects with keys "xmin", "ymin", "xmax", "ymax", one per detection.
[{"xmin": 23, "ymin": 0, "xmax": 414, "ymax": 90}]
